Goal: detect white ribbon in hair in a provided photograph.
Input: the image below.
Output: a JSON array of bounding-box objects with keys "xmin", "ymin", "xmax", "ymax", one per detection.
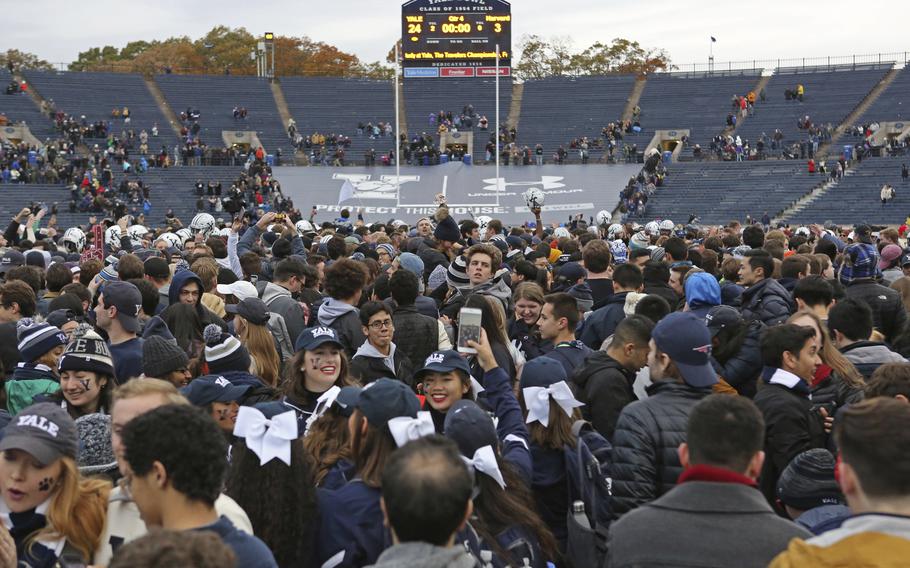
[
  {"xmin": 462, "ymin": 445, "xmax": 506, "ymax": 489},
  {"xmin": 387, "ymin": 411, "xmax": 435, "ymax": 448},
  {"xmin": 303, "ymin": 386, "xmax": 342, "ymax": 433},
  {"xmin": 522, "ymin": 381, "xmax": 584, "ymax": 427},
  {"xmin": 233, "ymin": 406, "xmax": 299, "ymax": 466},
  {"xmin": 469, "ymin": 375, "xmax": 485, "ymax": 399}
]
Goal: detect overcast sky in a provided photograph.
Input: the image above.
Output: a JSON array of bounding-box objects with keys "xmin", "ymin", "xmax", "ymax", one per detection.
[{"xmin": 7, "ymin": 0, "xmax": 908, "ymax": 69}]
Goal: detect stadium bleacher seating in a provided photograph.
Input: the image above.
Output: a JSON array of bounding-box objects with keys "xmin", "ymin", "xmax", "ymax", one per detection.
[
  {"xmin": 856, "ymin": 67, "xmax": 910, "ymax": 124},
  {"xmin": 22, "ymin": 70, "xmax": 174, "ymax": 145},
  {"xmin": 734, "ymin": 66, "xmax": 890, "ymax": 150},
  {"xmin": 518, "ymin": 75, "xmax": 636, "ymax": 160},
  {"xmin": 280, "ymin": 77, "xmax": 395, "ymax": 163},
  {"xmin": 0, "ymin": 166, "xmax": 244, "ymax": 228},
  {"xmin": 155, "ymin": 74, "xmax": 287, "ymax": 154},
  {"xmin": 404, "ymin": 78, "xmax": 511, "ymax": 163},
  {"xmin": 635, "ymin": 160, "xmax": 821, "ymax": 225},
  {"xmin": 788, "ymin": 156, "xmax": 909, "ymax": 225},
  {"xmin": 631, "ymin": 72, "xmax": 761, "ymax": 155},
  {"xmin": 0, "ymin": 70, "xmax": 59, "ymax": 141}
]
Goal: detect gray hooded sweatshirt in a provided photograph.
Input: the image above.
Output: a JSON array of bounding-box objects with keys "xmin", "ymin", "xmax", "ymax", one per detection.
[{"xmin": 365, "ymin": 542, "xmax": 476, "ymax": 568}]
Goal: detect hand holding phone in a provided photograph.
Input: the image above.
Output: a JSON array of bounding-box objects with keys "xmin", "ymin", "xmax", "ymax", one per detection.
[{"xmin": 457, "ymin": 307, "xmax": 482, "ymax": 354}]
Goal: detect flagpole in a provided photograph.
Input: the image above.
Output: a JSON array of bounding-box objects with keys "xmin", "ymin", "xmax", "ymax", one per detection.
[
  {"xmin": 495, "ymin": 43, "xmax": 500, "ymax": 209},
  {"xmin": 395, "ymin": 42, "xmax": 401, "ymax": 211},
  {"xmin": 709, "ymin": 37, "xmax": 715, "ymax": 73}
]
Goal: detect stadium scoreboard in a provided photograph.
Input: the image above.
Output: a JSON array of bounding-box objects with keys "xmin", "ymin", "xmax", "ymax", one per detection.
[{"xmin": 402, "ymin": 0, "xmax": 511, "ymax": 78}]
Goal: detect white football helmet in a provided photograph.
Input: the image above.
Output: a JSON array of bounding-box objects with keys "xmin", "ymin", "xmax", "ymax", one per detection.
[
  {"xmin": 62, "ymin": 228, "xmax": 86, "ymax": 253},
  {"xmin": 553, "ymin": 227, "xmax": 571, "ymax": 239},
  {"xmin": 127, "ymin": 225, "xmax": 149, "ymax": 242},
  {"xmin": 644, "ymin": 221, "xmax": 660, "ymax": 235},
  {"xmin": 523, "ymin": 187, "xmax": 546, "ymax": 209},
  {"xmin": 176, "ymin": 228, "xmax": 193, "ymax": 245},
  {"xmin": 296, "ymin": 220, "xmax": 316, "ymax": 236},
  {"xmin": 595, "ymin": 210, "xmax": 612, "ymax": 227},
  {"xmin": 190, "ymin": 213, "xmax": 216, "ymax": 239},
  {"xmin": 659, "ymin": 219, "xmax": 674, "ymax": 232},
  {"xmin": 607, "ymin": 223, "xmax": 624, "ymax": 240},
  {"xmin": 475, "ymin": 216, "xmax": 492, "ymax": 234},
  {"xmin": 155, "ymin": 232, "xmax": 182, "ymax": 250},
  {"xmin": 104, "ymin": 226, "xmax": 122, "ymax": 250}
]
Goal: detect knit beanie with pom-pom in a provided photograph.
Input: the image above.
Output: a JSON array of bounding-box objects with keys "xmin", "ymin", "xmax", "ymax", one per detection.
[
  {"xmin": 16, "ymin": 318, "xmax": 68, "ymax": 363},
  {"xmin": 203, "ymin": 324, "xmax": 251, "ymax": 374}
]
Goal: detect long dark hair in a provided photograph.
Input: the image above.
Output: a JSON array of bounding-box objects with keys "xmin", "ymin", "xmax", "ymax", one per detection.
[
  {"xmin": 161, "ymin": 303, "xmax": 204, "ymax": 363},
  {"xmin": 465, "ymin": 295, "xmax": 510, "ymax": 349},
  {"xmin": 226, "ymin": 438, "xmax": 319, "ymax": 568},
  {"xmin": 471, "ymin": 455, "xmax": 559, "ymax": 565},
  {"xmin": 349, "ymin": 408, "xmax": 398, "ymax": 488},
  {"xmin": 302, "ymin": 407, "xmax": 352, "ymax": 486},
  {"xmin": 712, "ymin": 319, "xmax": 751, "ymax": 365},
  {"xmin": 282, "ymin": 348, "xmax": 353, "ymax": 406}
]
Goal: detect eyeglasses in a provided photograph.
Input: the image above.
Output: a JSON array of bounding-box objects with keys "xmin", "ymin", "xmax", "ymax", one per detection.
[{"xmin": 368, "ymin": 319, "xmax": 393, "ymax": 330}]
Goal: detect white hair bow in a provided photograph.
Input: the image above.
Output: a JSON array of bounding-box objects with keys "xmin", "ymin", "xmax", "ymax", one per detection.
[
  {"xmin": 303, "ymin": 386, "xmax": 341, "ymax": 433},
  {"xmin": 462, "ymin": 445, "xmax": 506, "ymax": 489},
  {"xmin": 387, "ymin": 411, "xmax": 435, "ymax": 448},
  {"xmin": 233, "ymin": 406, "xmax": 298, "ymax": 466},
  {"xmin": 522, "ymin": 381, "xmax": 584, "ymax": 427},
  {"xmin": 469, "ymin": 375, "xmax": 485, "ymax": 399}
]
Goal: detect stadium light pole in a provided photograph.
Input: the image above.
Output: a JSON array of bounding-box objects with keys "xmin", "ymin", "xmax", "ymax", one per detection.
[
  {"xmin": 395, "ymin": 42, "xmax": 401, "ymax": 210},
  {"xmin": 495, "ymin": 43, "xmax": 500, "ymax": 209}
]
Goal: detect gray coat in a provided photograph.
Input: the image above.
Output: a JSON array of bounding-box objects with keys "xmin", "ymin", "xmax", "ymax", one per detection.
[
  {"xmin": 607, "ymin": 481, "xmax": 810, "ymax": 568},
  {"xmin": 365, "ymin": 542, "xmax": 475, "ymax": 568}
]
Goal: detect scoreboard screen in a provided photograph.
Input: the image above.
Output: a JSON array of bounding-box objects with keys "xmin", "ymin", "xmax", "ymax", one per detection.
[{"xmin": 402, "ymin": 0, "xmax": 511, "ymax": 77}]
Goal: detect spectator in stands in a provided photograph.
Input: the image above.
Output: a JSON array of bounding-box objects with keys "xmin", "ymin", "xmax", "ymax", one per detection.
[{"xmin": 609, "ymin": 395, "xmax": 809, "ymax": 567}]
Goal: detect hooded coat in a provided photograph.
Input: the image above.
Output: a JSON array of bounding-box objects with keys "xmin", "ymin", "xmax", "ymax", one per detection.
[
  {"xmin": 317, "ymin": 297, "xmax": 365, "ymax": 359},
  {"xmin": 740, "ymin": 278, "xmax": 794, "ymax": 326},
  {"xmin": 168, "ymin": 270, "xmax": 227, "ymax": 331},
  {"xmin": 572, "ymin": 351, "xmax": 637, "ymax": 441}
]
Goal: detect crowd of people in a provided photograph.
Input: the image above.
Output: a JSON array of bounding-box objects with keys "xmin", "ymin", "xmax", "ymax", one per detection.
[{"xmin": 0, "ymin": 155, "xmax": 908, "ymax": 567}]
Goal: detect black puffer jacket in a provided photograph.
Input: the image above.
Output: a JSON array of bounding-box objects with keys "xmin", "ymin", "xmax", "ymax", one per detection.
[
  {"xmin": 809, "ymin": 370, "xmax": 864, "ymax": 410},
  {"xmin": 609, "ymin": 381, "xmax": 711, "ymax": 521},
  {"xmin": 710, "ymin": 320, "xmax": 764, "ymax": 398},
  {"xmin": 740, "ymin": 278, "xmax": 793, "ymax": 327},
  {"xmin": 844, "ymin": 280, "xmax": 908, "ymax": 343},
  {"xmin": 391, "ymin": 304, "xmax": 439, "ymax": 370},
  {"xmin": 571, "ymin": 351, "xmax": 637, "ymax": 442}
]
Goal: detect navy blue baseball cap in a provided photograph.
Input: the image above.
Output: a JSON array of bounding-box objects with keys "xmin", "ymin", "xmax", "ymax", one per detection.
[
  {"xmin": 414, "ymin": 350, "xmax": 471, "ymax": 380},
  {"xmin": 355, "ymin": 378, "xmax": 419, "ymax": 428},
  {"xmin": 294, "ymin": 326, "xmax": 344, "ymax": 352},
  {"xmin": 519, "ymin": 356, "xmax": 567, "ymax": 389},
  {"xmin": 0, "ymin": 250, "xmax": 24, "ymax": 274},
  {"xmin": 181, "ymin": 375, "xmax": 251, "ymax": 406},
  {"xmin": 444, "ymin": 399, "xmax": 497, "ymax": 458},
  {"xmin": 335, "ymin": 386, "xmax": 363, "ymax": 418},
  {"xmin": 651, "ymin": 312, "xmax": 718, "ymax": 388}
]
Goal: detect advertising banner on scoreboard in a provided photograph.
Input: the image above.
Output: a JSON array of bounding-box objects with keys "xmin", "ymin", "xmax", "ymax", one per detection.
[
  {"xmin": 274, "ymin": 163, "xmax": 640, "ymax": 225},
  {"xmin": 402, "ymin": 0, "xmax": 512, "ymax": 72}
]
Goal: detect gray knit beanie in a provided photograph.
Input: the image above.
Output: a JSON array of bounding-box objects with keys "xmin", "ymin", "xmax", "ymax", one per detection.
[
  {"xmin": 142, "ymin": 335, "xmax": 190, "ymax": 378},
  {"xmin": 76, "ymin": 413, "xmax": 118, "ymax": 474}
]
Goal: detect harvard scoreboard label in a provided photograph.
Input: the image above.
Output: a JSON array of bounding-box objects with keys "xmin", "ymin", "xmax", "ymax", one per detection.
[{"xmin": 402, "ymin": 0, "xmax": 511, "ymax": 76}]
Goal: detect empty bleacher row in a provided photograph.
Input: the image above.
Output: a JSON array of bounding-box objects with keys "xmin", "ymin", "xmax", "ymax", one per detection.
[
  {"xmin": 858, "ymin": 66, "xmax": 910, "ymax": 124},
  {"xmin": 404, "ymin": 78, "xmax": 511, "ymax": 162},
  {"xmin": 0, "ymin": 70, "xmax": 59, "ymax": 140},
  {"xmin": 735, "ymin": 66, "xmax": 891, "ymax": 150},
  {"xmin": 154, "ymin": 74, "xmax": 288, "ymax": 153},
  {"xmin": 518, "ymin": 75, "xmax": 636, "ymax": 160},
  {"xmin": 635, "ymin": 160, "xmax": 823, "ymax": 225},
  {"xmin": 280, "ymin": 77, "xmax": 395, "ymax": 159},
  {"xmin": 788, "ymin": 156, "xmax": 910, "ymax": 225},
  {"xmin": 22, "ymin": 70, "xmax": 174, "ymax": 145}
]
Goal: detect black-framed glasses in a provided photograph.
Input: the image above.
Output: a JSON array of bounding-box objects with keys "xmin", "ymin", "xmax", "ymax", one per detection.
[{"xmin": 368, "ymin": 319, "xmax": 393, "ymax": 330}]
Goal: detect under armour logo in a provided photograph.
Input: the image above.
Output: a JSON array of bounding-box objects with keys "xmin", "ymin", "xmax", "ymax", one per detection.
[
  {"xmin": 692, "ymin": 344, "xmax": 712, "ymax": 355},
  {"xmin": 312, "ymin": 327, "xmax": 334, "ymax": 338},
  {"xmin": 425, "ymin": 353, "xmax": 446, "ymax": 365},
  {"xmin": 215, "ymin": 377, "xmax": 231, "ymax": 388}
]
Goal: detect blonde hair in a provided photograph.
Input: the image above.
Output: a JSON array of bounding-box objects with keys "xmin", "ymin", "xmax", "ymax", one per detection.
[
  {"xmin": 236, "ymin": 316, "xmax": 281, "ymax": 387},
  {"xmin": 31, "ymin": 457, "xmax": 111, "ymax": 561},
  {"xmin": 891, "ymin": 277, "xmax": 910, "ymax": 312},
  {"xmin": 112, "ymin": 378, "xmax": 190, "ymax": 405}
]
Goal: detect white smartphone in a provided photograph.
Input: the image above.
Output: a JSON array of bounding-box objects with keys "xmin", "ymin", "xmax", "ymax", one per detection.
[{"xmin": 457, "ymin": 307, "xmax": 482, "ymax": 354}]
